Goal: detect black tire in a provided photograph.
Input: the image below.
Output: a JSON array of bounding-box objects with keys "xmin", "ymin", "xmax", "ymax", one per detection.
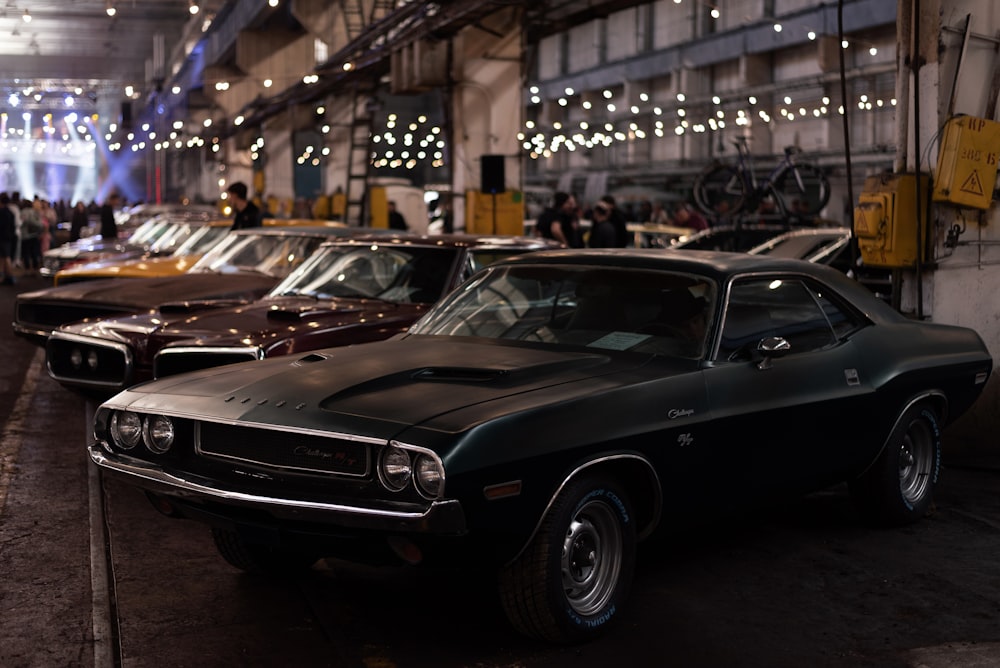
[
  {"xmin": 211, "ymin": 527, "xmax": 319, "ymax": 574},
  {"xmin": 849, "ymin": 402, "xmax": 942, "ymax": 526},
  {"xmin": 770, "ymin": 162, "xmax": 830, "ymax": 216},
  {"xmin": 498, "ymin": 476, "xmax": 636, "ymax": 644},
  {"xmin": 693, "ymin": 164, "xmax": 746, "ymax": 217}
]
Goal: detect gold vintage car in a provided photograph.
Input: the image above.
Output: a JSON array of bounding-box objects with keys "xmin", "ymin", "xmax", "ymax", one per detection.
[{"xmin": 53, "ymin": 219, "xmax": 345, "ymax": 285}]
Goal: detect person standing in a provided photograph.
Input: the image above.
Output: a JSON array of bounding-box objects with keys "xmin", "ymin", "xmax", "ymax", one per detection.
[
  {"xmin": 649, "ymin": 200, "xmax": 671, "ymax": 225},
  {"xmin": 535, "ymin": 191, "xmax": 582, "ymax": 247},
  {"xmin": 0, "ymin": 193, "xmax": 17, "ymax": 284},
  {"xmin": 7, "ymin": 191, "xmax": 21, "ymax": 267},
  {"xmin": 388, "ymin": 200, "xmax": 408, "ymax": 231},
  {"xmin": 99, "ymin": 193, "xmax": 120, "ymax": 239},
  {"xmin": 18, "ymin": 200, "xmax": 42, "ymax": 275},
  {"xmin": 226, "ymin": 182, "xmax": 263, "ymax": 230},
  {"xmin": 673, "ymin": 202, "xmax": 709, "ymax": 232},
  {"xmin": 598, "ymin": 194, "xmax": 629, "ymax": 247},
  {"xmin": 587, "ymin": 201, "xmax": 619, "ymax": 248},
  {"xmin": 69, "ymin": 201, "xmax": 89, "ymax": 242}
]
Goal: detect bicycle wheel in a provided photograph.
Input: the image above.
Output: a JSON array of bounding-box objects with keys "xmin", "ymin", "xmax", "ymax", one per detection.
[
  {"xmin": 771, "ymin": 163, "xmax": 830, "ymax": 217},
  {"xmin": 693, "ymin": 164, "xmax": 747, "ymax": 217}
]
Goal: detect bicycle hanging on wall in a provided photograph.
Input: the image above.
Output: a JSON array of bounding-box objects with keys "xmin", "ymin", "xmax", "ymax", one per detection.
[{"xmin": 693, "ymin": 136, "xmax": 830, "ymax": 219}]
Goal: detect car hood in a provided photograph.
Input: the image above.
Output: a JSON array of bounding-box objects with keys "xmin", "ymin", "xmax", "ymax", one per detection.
[
  {"xmin": 147, "ymin": 296, "xmax": 424, "ymax": 349},
  {"xmin": 106, "ymin": 337, "xmax": 665, "ymax": 442},
  {"xmin": 20, "ymin": 273, "xmax": 279, "ymax": 309},
  {"xmin": 55, "ymin": 254, "xmax": 202, "ymax": 280},
  {"xmin": 60, "ymin": 295, "xmax": 427, "ymax": 357}
]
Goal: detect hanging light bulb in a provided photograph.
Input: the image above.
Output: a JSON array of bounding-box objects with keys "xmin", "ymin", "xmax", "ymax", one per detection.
[
  {"xmin": 106, "ymin": 2, "xmax": 116, "ymax": 17},
  {"xmin": 188, "ymin": 1, "xmax": 199, "ymax": 15},
  {"xmin": 22, "ymin": 8, "xmax": 31, "ymax": 22}
]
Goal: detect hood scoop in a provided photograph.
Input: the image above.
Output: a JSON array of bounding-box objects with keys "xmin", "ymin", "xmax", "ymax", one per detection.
[{"xmin": 412, "ymin": 367, "xmax": 508, "ymax": 383}]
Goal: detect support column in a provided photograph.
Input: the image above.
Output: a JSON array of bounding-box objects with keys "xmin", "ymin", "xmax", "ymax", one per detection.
[{"xmin": 447, "ymin": 8, "xmax": 524, "ymax": 232}]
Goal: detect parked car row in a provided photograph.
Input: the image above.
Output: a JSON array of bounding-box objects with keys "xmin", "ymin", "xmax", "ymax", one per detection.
[{"xmin": 14, "ymin": 214, "xmax": 992, "ymax": 644}]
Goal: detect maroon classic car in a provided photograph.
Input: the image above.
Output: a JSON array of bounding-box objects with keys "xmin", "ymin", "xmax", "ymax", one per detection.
[
  {"xmin": 15, "ymin": 226, "xmax": 355, "ymax": 346},
  {"xmin": 46, "ymin": 234, "xmax": 560, "ymax": 397}
]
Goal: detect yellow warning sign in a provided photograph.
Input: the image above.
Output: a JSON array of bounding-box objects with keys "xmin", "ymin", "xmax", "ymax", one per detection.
[
  {"xmin": 960, "ymin": 169, "xmax": 984, "ymax": 196},
  {"xmin": 933, "ymin": 115, "xmax": 1000, "ymax": 209}
]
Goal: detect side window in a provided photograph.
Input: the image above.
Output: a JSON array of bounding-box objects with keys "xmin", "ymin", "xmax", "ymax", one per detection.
[{"xmin": 717, "ymin": 277, "xmax": 859, "ymax": 362}]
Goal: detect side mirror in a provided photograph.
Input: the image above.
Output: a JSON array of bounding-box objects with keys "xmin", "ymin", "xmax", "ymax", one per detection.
[{"xmin": 755, "ymin": 336, "xmax": 790, "ymax": 370}]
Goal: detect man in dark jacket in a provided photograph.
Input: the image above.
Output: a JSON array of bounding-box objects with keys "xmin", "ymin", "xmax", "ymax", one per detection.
[
  {"xmin": 587, "ymin": 201, "xmax": 619, "ymax": 248},
  {"xmin": 99, "ymin": 193, "xmax": 120, "ymax": 239},
  {"xmin": 598, "ymin": 194, "xmax": 629, "ymax": 247},
  {"xmin": 227, "ymin": 181, "xmax": 263, "ymax": 230},
  {"xmin": 535, "ymin": 191, "xmax": 581, "ymax": 247}
]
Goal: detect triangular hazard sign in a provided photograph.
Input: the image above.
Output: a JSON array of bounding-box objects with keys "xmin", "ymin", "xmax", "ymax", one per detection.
[
  {"xmin": 855, "ymin": 208, "xmax": 870, "ymax": 234},
  {"xmin": 960, "ymin": 170, "xmax": 985, "ymax": 196}
]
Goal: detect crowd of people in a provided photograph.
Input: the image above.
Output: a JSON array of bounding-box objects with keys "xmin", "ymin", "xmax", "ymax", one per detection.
[
  {"xmin": 534, "ymin": 191, "xmax": 709, "ymax": 248},
  {"xmin": 0, "ymin": 191, "xmax": 115, "ymax": 285}
]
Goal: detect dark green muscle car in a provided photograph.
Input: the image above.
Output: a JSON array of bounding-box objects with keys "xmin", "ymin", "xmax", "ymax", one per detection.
[{"xmin": 89, "ymin": 249, "xmax": 993, "ymax": 643}]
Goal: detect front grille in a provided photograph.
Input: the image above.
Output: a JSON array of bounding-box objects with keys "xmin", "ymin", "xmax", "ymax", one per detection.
[
  {"xmin": 17, "ymin": 301, "xmax": 132, "ymax": 329},
  {"xmin": 154, "ymin": 349, "xmax": 260, "ymax": 379},
  {"xmin": 197, "ymin": 422, "xmax": 371, "ymax": 477},
  {"xmin": 47, "ymin": 337, "xmax": 131, "ymax": 388}
]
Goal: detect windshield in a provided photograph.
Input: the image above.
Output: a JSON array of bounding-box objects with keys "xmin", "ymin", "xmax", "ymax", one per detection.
[
  {"xmin": 750, "ymin": 233, "xmax": 848, "ymax": 260},
  {"xmin": 168, "ymin": 224, "xmax": 230, "ymax": 256},
  {"xmin": 271, "ymin": 244, "xmax": 458, "ymax": 303},
  {"xmin": 187, "ymin": 232, "xmax": 328, "ymax": 277},
  {"xmin": 146, "ymin": 221, "xmax": 220, "ymax": 255},
  {"xmin": 125, "ymin": 217, "xmax": 172, "ymax": 246},
  {"xmin": 410, "ymin": 264, "xmax": 716, "ymax": 359}
]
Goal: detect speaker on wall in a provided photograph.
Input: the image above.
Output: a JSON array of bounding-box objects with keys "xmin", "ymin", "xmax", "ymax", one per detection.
[
  {"xmin": 120, "ymin": 101, "xmax": 133, "ymax": 129},
  {"xmin": 480, "ymin": 154, "xmax": 505, "ymax": 193}
]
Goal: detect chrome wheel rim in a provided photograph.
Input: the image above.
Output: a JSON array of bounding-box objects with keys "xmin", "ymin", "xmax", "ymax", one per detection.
[
  {"xmin": 899, "ymin": 418, "xmax": 933, "ymax": 505},
  {"xmin": 561, "ymin": 499, "xmax": 623, "ymax": 616}
]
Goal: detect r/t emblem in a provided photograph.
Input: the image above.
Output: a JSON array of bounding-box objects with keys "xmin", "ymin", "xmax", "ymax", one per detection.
[{"xmin": 677, "ymin": 433, "xmax": 694, "ymax": 447}]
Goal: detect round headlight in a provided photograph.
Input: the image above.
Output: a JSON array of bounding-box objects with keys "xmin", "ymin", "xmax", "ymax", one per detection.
[
  {"xmin": 110, "ymin": 411, "xmax": 142, "ymax": 450},
  {"xmin": 70, "ymin": 348, "xmax": 83, "ymax": 369},
  {"xmin": 87, "ymin": 350, "xmax": 99, "ymax": 370},
  {"xmin": 413, "ymin": 454, "xmax": 444, "ymax": 498},
  {"xmin": 143, "ymin": 414, "xmax": 175, "ymax": 454},
  {"xmin": 379, "ymin": 445, "xmax": 412, "ymax": 491}
]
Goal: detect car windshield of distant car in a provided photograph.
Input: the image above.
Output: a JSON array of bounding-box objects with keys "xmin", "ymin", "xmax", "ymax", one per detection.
[
  {"xmin": 167, "ymin": 225, "xmax": 230, "ymax": 257},
  {"xmin": 410, "ymin": 264, "xmax": 716, "ymax": 359},
  {"xmin": 146, "ymin": 221, "xmax": 201, "ymax": 254},
  {"xmin": 124, "ymin": 218, "xmax": 172, "ymax": 246},
  {"xmin": 750, "ymin": 233, "xmax": 848, "ymax": 260},
  {"xmin": 271, "ymin": 245, "xmax": 458, "ymax": 304},
  {"xmin": 187, "ymin": 233, "xmax": 324, "ymax": 277}
]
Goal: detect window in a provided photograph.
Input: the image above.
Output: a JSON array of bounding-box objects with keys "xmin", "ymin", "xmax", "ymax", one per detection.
[{"xmin": 717, "ymin": 277, "xmax": 860, "ymax": 361}]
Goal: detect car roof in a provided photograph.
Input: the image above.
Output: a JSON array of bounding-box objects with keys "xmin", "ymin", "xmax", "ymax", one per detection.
[
  {"xmin": 497, "ymin": 247, "xmax": 829, "ymax": 272},
  {"xmin": 491, "ymin": 248, "xmax": 900, "ymax": 317}
]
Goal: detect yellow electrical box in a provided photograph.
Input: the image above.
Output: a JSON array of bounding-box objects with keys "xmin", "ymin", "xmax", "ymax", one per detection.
[
  {"xmin": 933, "ymin": 115, "xmax": 1000, "ymax": 209},
  {"xmin": 466, "ymin": 190, "xmax": 525, "ymax": 235},
  {"xmin": 853, "ymin": 173, "xmax": 930, "ymax": 268},
  {"xmin": 370, "ymin": 186, "xmax": 389, "ymax": 228}
]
